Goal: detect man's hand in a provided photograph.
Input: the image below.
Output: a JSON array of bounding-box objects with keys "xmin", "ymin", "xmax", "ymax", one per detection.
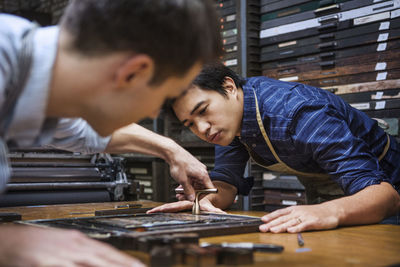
[
  {"xmin": 0, "ymin": 225, "xmax": 144, "ymax": 267},
  {"xmin": 166, "ymin": 145, "xmax": 214, "ymax": 201},
  {"xmin": 147, "ymin": 197, "xmax": 226, "ymax": 214},
  {"xmin": 259, "ymin": 204, "xmax": 340, "ymax": 233},
  {"xmin": 259, "ymin": 182, "xmax": 400, "ymax": 233},
  {"xmin": 107, "ymin": 123, "xmax": 214, "ymax": 201}
]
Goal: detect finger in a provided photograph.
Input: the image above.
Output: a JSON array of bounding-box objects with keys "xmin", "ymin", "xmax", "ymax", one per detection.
[
  {"xmin": 181, "ymin": 180, "xmax": 195, "ymax": 202},
  {"xmin": 176, "ymin": 194, "xmax": 186, "ymax": 201},
  {"xmin": 146, "ymin": 201, "xmax": 193, "ymax": 214},
  {"xmin": 201, "ymin": 201, "xmax": 226, "ymax": 214},
  {"xmin": 259, "ymin": 213, "xmax": 292, "ymax": 232},
  {"xmin": 269, "ymin": 218, "xmax": 300, "ymax": 233},
  {"xmin": 197, "ymin": 173, "xmax": 214, "ymax": 189},
  {"xmin": 261, "ymin": 207, "xmax": 292, "ymax": 223}
]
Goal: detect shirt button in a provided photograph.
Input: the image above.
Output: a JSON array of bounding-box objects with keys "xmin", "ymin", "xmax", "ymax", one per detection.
[{"xmin": 252, "ymin": 144, "xmax": 256, "ymax": 148}]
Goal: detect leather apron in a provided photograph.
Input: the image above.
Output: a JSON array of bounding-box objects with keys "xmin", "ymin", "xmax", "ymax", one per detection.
[{"xmin": 246, "ymin": 89, "xmax": 391, "ymax": 204}]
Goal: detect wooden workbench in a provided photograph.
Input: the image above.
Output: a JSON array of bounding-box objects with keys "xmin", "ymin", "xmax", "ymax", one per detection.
[{"xmin": 0, "ymin": 201, "xmax": 399, "ymax": 267}]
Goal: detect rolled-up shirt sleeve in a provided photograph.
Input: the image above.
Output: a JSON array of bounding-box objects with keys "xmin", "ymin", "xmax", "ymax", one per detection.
[
  {"xmin": 210, "ymin": 137, "xmax": 253, "ymax": 195},
  {"xmin": 47, "ymin": 118, "xmax": 111, "ymax": 154},
  {"xmin": 291, "ymin": 103, "xmax": 388, "ymax": 195}
]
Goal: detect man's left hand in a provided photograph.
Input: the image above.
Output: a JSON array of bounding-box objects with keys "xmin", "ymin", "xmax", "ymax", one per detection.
[{"xmin": 259, "ymin": 204, "xmax": 340, "ymax": 233}]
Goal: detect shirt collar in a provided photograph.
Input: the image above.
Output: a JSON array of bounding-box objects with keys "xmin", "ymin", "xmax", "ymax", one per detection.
[
  {"xmin": 240, "ymin": 78, "xmax": 261, "ymax": 142},
  {"xmin": 7, "ymin": 26, "xmax": 59, "ymax": 147}
]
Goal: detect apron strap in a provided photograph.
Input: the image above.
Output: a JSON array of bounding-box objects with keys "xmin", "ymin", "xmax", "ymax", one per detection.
[{"xmin": 251, "ymin": 89, "xmax": 389, "ymax": 177}]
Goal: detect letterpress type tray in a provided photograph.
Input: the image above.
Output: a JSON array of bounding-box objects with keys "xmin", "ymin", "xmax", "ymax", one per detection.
[{"xmin": 18, "ymin": 213, "xmax": 262, "ymax": 249}]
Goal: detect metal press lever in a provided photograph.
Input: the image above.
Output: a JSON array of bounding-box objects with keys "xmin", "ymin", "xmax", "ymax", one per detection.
[{"xmin": 175, "ymin": 188, "xmax": 218, "ymax": 215}]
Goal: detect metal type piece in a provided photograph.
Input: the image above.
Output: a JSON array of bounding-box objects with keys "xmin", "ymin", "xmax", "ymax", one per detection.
[
  {"xmin": 19, "ymin": 213, "xmax": 262, "ymax": 248},
  {"xmin": 94, "ymin": 207, "xmax": 151, "ymax": 216},
  {"xmin": 184, "ymin": 244, "xmax": 218, "ymax": 267},
  {"xmin": 175, "ymin": 188, "xmax": 218, "ymax": 215}
]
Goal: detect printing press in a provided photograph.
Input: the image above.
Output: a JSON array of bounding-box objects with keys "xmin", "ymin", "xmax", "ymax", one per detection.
[{"xmin": 0, "ymin": 149, "xmax": 142, "ymax": 207}]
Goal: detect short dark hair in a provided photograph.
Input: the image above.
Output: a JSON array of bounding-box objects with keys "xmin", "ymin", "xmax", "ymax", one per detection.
[
  {"xmin": 163, "ymin": 61, "xmax": 246, "ymax": 116},
  {"xmin": 60, "ymin": 0, "xmax": 222, "ymax": 84},
  {"xmin": 192, "ymin": 62, "xmax": 246, "ymax": 97}
]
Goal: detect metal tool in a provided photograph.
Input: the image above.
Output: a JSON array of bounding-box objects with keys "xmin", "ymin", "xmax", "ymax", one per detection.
[{"xmin": 175, "ymin": 188, "xmax": 218, "ymax": 215}]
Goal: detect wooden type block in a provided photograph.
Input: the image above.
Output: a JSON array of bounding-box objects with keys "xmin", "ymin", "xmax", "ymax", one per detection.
[
  {"xmin": 150, "ymin": 245, "xmax": 173, "ymax": 267},
  {"xmin": 184, "ymin": 244, "xmax": 217, "ymax": 267},
  {"xmin": 137, "ymin": 235, "xmax": 173, "ymax": 253},
  {"xmin": 0, "ymin": 212, "xmax": 21, "ymax": 222},
  {"xmin": 217, "ymin": 248, "xmax": 254, "ymax": 265},
  {"xmin": 172, "ymin": 243, "xmax": 188, "ymax": 265},
  {"xmin": 92, "ymin": 234, "xmax": 138, "ymax": 251}
]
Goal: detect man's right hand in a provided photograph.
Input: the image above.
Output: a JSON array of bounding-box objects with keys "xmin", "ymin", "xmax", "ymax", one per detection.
[
  {"xmin": 0, "ymin": 225, "xmax": 144, "ymax": 267},
  {"xmin": 146, "ymin": 197, "xmax": 226, "ymax": 214}
]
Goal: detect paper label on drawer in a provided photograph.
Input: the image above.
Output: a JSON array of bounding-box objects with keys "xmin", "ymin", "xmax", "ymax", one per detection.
[
  {"xmin": 226, "ymin": 14, "xmax": 236, "ymax": 22},
  {"xmin": 375, "ymin": 101, "xmax": 386, "ymax": 109},
  {"xmin": 279, "ymin": 76, "xmax": 298, "ymax": 82},
  {"xmin": 278, "ymin": 40, "xmax": 297, "ymax": 48},
  {"xmin": 392, "ymin": 8, "xmax": 400, "ymax": 18},
  {"xmin": 282, "ymin": 200, "xmax": 297, "ymax": 206},
  {"xmin": 376, "ymin": 72, "xmax": 388, "ymax": 80},
  {"xmin": 224, "ymin": 59, "xmax": 237, "ymax": 66},
  {"xmin": 375, "ymin": 91, "xmax": 384, "ymax": 99},
  {"xmin": 379, "ymin": 21, "xmax": 390, "ymax": 30},
  {"xmin": 377, "ymin": 33, "xmax": 389, "ymax": 42},
  {"xmin": 377, "ymin": 42, "xmax": 387, "ymax": 51},
  {"xmin": 350, "ymin": 103, "xmax": 370, "ymax": 110},
  {"xmin": 375, "ymin": 62, "xmax": 387, "ymax": 71}
]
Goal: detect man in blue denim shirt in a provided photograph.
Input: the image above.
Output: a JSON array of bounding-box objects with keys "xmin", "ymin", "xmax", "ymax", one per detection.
[{"xmin": 150, "ymin": 62, "xmax": 400, "ymax": 232}]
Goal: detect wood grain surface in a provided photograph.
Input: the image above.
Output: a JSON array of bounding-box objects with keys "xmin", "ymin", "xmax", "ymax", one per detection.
[{"xmin": 0, "ymin": 201, "xmax": 399, "ymax": 266}]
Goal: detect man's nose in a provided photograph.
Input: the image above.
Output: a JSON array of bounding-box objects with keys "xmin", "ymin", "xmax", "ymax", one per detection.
[{"xmin": 197, "ymin": 120, "xmax": 209, "ymax": 136}]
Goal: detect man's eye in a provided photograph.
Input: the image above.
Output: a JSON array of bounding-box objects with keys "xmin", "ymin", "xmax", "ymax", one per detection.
[
  {"xmin": 187, "ymin": 122, "xmax": 194, "ymax": 128},
  {"xmin": 199, "ymin": 106, "xmax": 208, "ymax": 115}
]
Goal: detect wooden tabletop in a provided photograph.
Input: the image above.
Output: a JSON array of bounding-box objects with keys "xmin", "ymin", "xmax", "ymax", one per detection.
[{"xmin": 1, "ymin": 201, "xmax": 399, "ymax": 267}]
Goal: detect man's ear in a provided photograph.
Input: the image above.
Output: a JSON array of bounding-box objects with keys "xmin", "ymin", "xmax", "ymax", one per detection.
[
  {"xmin": 223, "ymin": 76, "xmax": 238, "ymax": 97},
  {"xmin": 115, "ymin": 54, "xmax": 154, "ymax": 89}
]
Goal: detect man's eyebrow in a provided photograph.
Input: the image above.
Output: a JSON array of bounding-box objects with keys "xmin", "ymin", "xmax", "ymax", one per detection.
[
  {"xmin": 180, "ymin": 100, "xmax": 205, "ymax": 126},
  {"xmin": 190, "ymin": 101, "xmax": 205, "ymax": 115}
]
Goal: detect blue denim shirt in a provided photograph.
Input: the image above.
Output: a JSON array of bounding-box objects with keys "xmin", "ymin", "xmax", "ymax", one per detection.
[{"xmin": 210, "ymin": 76, "xmax": 400, "ymax": 196}]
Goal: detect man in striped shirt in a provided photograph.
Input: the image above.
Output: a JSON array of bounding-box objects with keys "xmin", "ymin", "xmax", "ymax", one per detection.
[{"xmin": 149, "ymin": 62, "xmax": 400, "ymax": 232}]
